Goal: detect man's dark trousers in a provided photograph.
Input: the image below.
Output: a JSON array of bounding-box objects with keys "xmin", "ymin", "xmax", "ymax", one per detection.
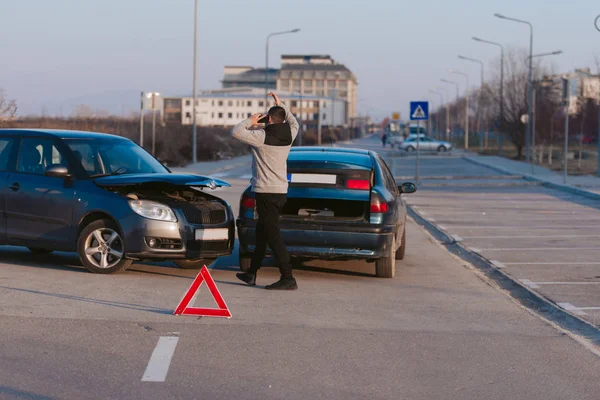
[{"xmin": 247, "ymin": 193, "xmax": 293, "ymax": 280}]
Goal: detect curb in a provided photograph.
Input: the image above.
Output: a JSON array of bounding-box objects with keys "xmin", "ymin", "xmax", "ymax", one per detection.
[
  {"xmin": 462, "ymin": 156, "xmax": 600, "ymax": 201},
  {"xmin": 407, "ymin": 206, "xmax": 600, "ymax": 352}
]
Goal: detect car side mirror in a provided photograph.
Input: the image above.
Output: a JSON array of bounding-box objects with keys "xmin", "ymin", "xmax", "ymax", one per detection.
[
  {"xmin": 45, "ymin": 165, "xmax": 71, "ymax": 179},
  {"xmin": 398, "ymin": 182, "xmax": 416, "ymax": 194}
]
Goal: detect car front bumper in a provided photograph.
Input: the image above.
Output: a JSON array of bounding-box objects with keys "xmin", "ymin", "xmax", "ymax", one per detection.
[
  {"xmin": 236, "ymin": 219, "xmax": 395, "ymax": 260},
  {"xmin": 120, "ymin": 208, "xmax": 235, "ymax": 261}
]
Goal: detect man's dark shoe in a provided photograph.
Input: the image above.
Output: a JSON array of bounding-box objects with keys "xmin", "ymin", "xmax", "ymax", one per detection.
[
  {"xmin": 265, "ymin": 278, "xmax": 297, "ymax": 290},
  {"xmin": 236, "ymin": 272, "xmax": 256, "ymax": 286}
]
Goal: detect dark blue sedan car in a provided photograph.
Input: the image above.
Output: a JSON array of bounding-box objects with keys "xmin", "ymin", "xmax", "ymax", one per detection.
[
  {"xmin": 236, "ymin": 147, "xmax": 416, "ymax": 278},
  {"xmin": 0, "ymin": 129, "xmax": 235, "ymax": 274}
]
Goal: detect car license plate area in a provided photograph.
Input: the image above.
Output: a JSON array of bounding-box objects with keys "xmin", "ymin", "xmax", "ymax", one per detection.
[
  {"xmin": 195, "ymin": 228, "xmax": 229, "ymax": 241},
  {"xmin": 287, "ymin": 173, "xmax": 337, "ymax": 185},
  {"xmin": 298, "ymin": 208, "xmax": 334, "ymax": 217}
]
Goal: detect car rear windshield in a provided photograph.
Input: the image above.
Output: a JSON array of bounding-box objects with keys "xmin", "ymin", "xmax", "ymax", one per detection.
[{"xmin": 64, "ymin": 139, "xmax": 169, "ymax": 177}]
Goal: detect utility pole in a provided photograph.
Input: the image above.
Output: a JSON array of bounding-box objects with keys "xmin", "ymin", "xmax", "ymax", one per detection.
[
  {"xmin": 139, "ymin": 91, "xmax": 144, "ymax": 147},
  {"xmin": 192, "ymin": 0, "xmax": 198, "ymax": 164}
]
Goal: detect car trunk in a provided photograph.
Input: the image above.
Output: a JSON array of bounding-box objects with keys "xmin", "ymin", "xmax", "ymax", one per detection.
[{"xmin": 281, "ymin": 161, "xmax": 372, "ymax": 223}]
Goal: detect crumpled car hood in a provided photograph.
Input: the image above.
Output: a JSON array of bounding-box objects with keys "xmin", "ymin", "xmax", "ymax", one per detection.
[{"xmin": 93, "ymin": 173, "xmax": 231, "ymax": 189}]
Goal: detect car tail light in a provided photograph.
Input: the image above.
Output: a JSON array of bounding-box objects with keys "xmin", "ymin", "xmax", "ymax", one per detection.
[
  {"xmin": 370, "ymin": 202, "xmax": 388, "ymax": 213},
  {"xmin": 241, "ymin": 195, "xmax": 255, "ymax": 209},
  {"xmin": 346, "ymin": 179, "xmax": 370, "ymax": 190},
  {"xmin": 370, "ymin": 192, "xmax": 388, "ymax": 224}
]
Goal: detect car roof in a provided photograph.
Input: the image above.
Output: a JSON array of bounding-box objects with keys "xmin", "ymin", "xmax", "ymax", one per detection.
[
  {"xmin": 0, "ymin": 129, "xmax": 130, "ymax": 141},
  {"xmin": 288, "ymin": 146, "xmax": 374, "ymax": 168}
]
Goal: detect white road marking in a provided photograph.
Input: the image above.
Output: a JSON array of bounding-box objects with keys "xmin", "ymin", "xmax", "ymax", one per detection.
[
  {"xmin": 428, "ymin": 218, "xmax": 436, "ymax": 222},
  {"xmin": 520, "ymin": 279, "xmax": 540, "ymax": 289},
  {"xmin": 451, "ymin": 234, "xmax": 462, "ymax": 241},
  {"xmin": 434, "ymin": 225, "xmax": 600, "ymax": 229},
  {"xmin": 438, "ymin": 225, "xmax": 447, "ymax": 230},
  {"xmin": 491, "ymin": 260, "xmax": 506, "ymax": 269},
  {"xmin": 470, "ymin": 248, "xmax": 481, "ymax": 253},
  {"xmin": 142, "ymin": 336, "xmax": 180, "ymax": 382},
  {"xmin": 558, "ymin": 302, "xmax": 588, "ymax": 315},
  {"xmin": 240, "ymin": 174, "xmax": 252, "ymax": 179},
  {"xmin": 460, "ymin": 234, "xmax": 600, "ymax": 239},
  {"xmin": 529, "ymin": 281, "xmax": 600, "ymax": 285},
  {"xmin": 477, "ymin": 247, "xmax": 600, "ymax": 251},
  {"xmin": 503, "ymin": 262, "xmax": 600, "ymax": 266},
  {"xmin": 210, "ymin": 172, "xmax": 230, "ymax": 178}
]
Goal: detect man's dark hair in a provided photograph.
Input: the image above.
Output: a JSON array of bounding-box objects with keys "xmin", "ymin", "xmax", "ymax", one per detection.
[{"xmin": 268, "ymin": 106, "xmax": 286, "ymax": 124}]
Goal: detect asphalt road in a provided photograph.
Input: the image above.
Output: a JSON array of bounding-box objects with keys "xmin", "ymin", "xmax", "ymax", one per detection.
[{"xmin": 1, "ymin": 135, "xmax": 600, "ymax": 399}]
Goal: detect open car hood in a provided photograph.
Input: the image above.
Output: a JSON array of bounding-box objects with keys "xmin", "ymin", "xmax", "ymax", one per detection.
[{"xmin": 93, "ymin": 173, "xmax": 231, "ymax": 190}]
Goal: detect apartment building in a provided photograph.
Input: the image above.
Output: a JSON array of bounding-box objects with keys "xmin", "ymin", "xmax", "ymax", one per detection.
[
  {"xmin": 276, "ymin": 55, "xmax": 358, "ymax": 124},
  {"xmin": 162, "ymin": 87, "xmax": 346, "ymax": 128}
]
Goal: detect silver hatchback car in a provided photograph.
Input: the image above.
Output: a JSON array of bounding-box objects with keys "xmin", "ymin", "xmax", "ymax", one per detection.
[{"xmin": 397, "ymin": 136, "xmax": 452, "ymax": 153}]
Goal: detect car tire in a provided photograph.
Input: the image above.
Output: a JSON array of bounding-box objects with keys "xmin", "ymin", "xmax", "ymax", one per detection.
[
  {"xmin": 77, "ymin": 219, "xmax": 132, "ymax": 274},
  {"xmin": 28, "ymin": 247, "xmax": 53, "ymax": 255},
  {"xmin": 406, "ymin": 146, "xmax": 415, "ymax": 153},
  {"xmin": 174, "ymin": 259, "xmax": 216, "ymax": 269},
  {"xmin": 438, "ymin": 145, "xmax": 447, "ymax": 152},
  {"xmin": 239, "ymin": 254, "xmax": 252, "ymax": 272},
  {"xmin": 395, "ymin": 226, "xmax": 406, "ymax": 260},
  {"xmin": 376, "ymin": 236, "xmax": 396, "ymax": 278}
]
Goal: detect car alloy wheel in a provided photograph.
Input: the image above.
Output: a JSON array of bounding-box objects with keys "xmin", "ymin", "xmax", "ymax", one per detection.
[
  {"xmin": 438, "ymin": 146, "xmax": 447, "ymax": 152},
  {"xmin": 406, "ymin": 146, "xmax": 415, "ymax": 152},
  {"xmin": 84, "ymin": 227, "xmax": 124, "ymax": 269}
]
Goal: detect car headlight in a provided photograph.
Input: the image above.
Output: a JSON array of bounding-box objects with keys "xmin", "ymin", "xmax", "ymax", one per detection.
[{"xmin": 129, "ymin": 200, "xmax": 177, "ymax": 222}]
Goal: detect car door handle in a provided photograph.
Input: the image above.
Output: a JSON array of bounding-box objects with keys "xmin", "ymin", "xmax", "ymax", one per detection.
[{"xmin": 9, "ymin": 182, "xmax": 20, "ymax": 192}]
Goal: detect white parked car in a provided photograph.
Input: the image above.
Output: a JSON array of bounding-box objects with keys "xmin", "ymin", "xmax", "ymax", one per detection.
[{"xmin": 398, "ymin": 136, "xmax": 452, "ymax": 153}]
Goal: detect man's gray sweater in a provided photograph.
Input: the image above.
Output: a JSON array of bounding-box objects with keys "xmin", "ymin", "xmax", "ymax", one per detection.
[{"xmin": 230, "ymin": 102, "xmax": 299, "ymax": 194}]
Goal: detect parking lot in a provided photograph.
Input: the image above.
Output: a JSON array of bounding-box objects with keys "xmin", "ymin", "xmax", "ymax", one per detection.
[
  {"xmin": 382, "ymin": 151, "xmax": 600, "ymax": 329},
  {"xmin": 2, "ymin": 136, "xmax": 600, "ymax": 399}
]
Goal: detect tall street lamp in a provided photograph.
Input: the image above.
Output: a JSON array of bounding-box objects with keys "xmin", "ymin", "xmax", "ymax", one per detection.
[
  {"xmin": 441, "ymin": 78, "xmax": 459, "ymax": 144},
  {"xmin": 529, "ymin": 50, "xmax": 562, "ymax": 173},
  {"xmin": 452, "ymin": 70, "xmax": 469, "ymax": 149},
  {"xmin": 458, "ymin": 55, "xmax": 484, "ymax": 145},
  {"xmin": 192, "ymin": 0, "xmax": 198, "ymax": 164},
  {"xmin": 429, "ymin": 90, "xmax": 444, "ymax": 138},
  {"xmin": 495, "ymin": 13, "xmax": 533, "ymax": 163},
  {"xmin": 265, "ymin": 28, "xmax": 300, "ymax": 108},
  {"xmin": 473, "ymin": 37, "xmax": 504, "ymax": 155}
]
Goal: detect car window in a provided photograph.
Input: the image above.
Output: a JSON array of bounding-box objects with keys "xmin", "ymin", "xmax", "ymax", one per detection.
[
  {"xmin": 17, "ymin": 138, "xmax": 68, "ymax": 175},
  {"xmin": 0, "ymin": 138, "xmax": 16, "ymax": 171},
  {"xmin": 67, "ymin": 142, "xmax": 103, "ymax": 175},
  {"xmin": 378, "ymin": 157, "xmax": 398, "ymax": 195},
  {"xmin": 64, "ymin": 139, "xmax": 168, "ymax": 177}
]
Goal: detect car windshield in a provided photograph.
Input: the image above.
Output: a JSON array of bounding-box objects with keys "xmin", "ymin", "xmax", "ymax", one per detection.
[{"xmin": 65, "ymin": 139, "xmax": 169, "ymax": 177}]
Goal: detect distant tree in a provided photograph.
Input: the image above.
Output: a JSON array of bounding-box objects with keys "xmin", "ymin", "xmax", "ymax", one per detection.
[
  {"xmin": 0, "ymin": 89, "xmax": 17, "ymax": 123},
  {"xmin": 72, "ymin": 104, "xmax": 94, "ymax": 119}
]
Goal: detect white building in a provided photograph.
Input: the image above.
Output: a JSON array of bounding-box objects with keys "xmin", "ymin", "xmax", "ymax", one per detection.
[{"xmin": 163, "ymin": 87, "xmax": 347, "ymax": 128}]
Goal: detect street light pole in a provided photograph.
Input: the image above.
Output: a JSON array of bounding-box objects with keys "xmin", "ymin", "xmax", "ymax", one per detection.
[
  {"xmin": 139, "ymin": 91, "xmax": 145, "ymax": 147},
  {"xmin": 441, "ymin": 79, "xmax": 459, "ymax": 146},
  {"xmin": 495, "ymin": 13, "xmax": 533, "ymax": 163},
  {"xmin": 192, "ymin": 0, "xmax": 198, "ymax": 164},
  {"xmin": 452, "ymin": 71, "xmax": 469, "ymax": 149},
  {"xmin": 473, "ymin": 37, "xmax": 504, "ymax": 155},
  {"xmin": 265, "ymin": 28, "xmax": 300, "ymax": 109},
  {"xmin": 575, "ymin": 67, "xmax": 600, "ymax": 176},
  {"xmin": 458, "ymin": 55, "xmax": 484, "ymax": 147}
]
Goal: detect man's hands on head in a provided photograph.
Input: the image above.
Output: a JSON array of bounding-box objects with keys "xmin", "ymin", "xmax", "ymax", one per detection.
[
  {"xmin": 268, "ymin": 92, "xmax": 281, "ymax": 106},
  {"xmin": 249, "ymin": 113, "xmax": 265, "ymax": 126}
]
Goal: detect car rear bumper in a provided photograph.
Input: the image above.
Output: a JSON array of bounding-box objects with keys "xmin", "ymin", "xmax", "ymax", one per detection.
[
  {"xmin": 120, "ymin": 210, "xmax": 235, "ymax": 261},
  {"xmin": 236, "ymin": 219, "xmax": 394, "ymax": 259}
]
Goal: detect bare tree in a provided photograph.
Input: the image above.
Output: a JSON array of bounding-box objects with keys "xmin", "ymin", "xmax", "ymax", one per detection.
[{"xmin": 0, "ymin": 89, "xmax": 17, "ymax": 123}]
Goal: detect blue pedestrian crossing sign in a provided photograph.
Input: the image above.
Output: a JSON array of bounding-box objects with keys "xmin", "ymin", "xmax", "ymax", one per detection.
[{"xmin": 410, "ymin": 101, "xmax": 429, "ymax": 121}]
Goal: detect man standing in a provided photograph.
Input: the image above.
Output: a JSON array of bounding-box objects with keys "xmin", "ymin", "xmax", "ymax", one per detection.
[{"xmin": 230, "ymin": 92, "xmax": 298, "ymax": 290}]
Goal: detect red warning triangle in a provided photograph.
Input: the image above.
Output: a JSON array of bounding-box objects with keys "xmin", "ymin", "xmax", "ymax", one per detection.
[{"xmin": 173, "ymin": 266, "xmax": 231, "ymax": 318}]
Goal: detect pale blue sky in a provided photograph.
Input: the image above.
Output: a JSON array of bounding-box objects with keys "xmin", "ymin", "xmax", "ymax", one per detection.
[{"xmin": 1, "ymin": 0, "xmax": 599, "ymax": 120}]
